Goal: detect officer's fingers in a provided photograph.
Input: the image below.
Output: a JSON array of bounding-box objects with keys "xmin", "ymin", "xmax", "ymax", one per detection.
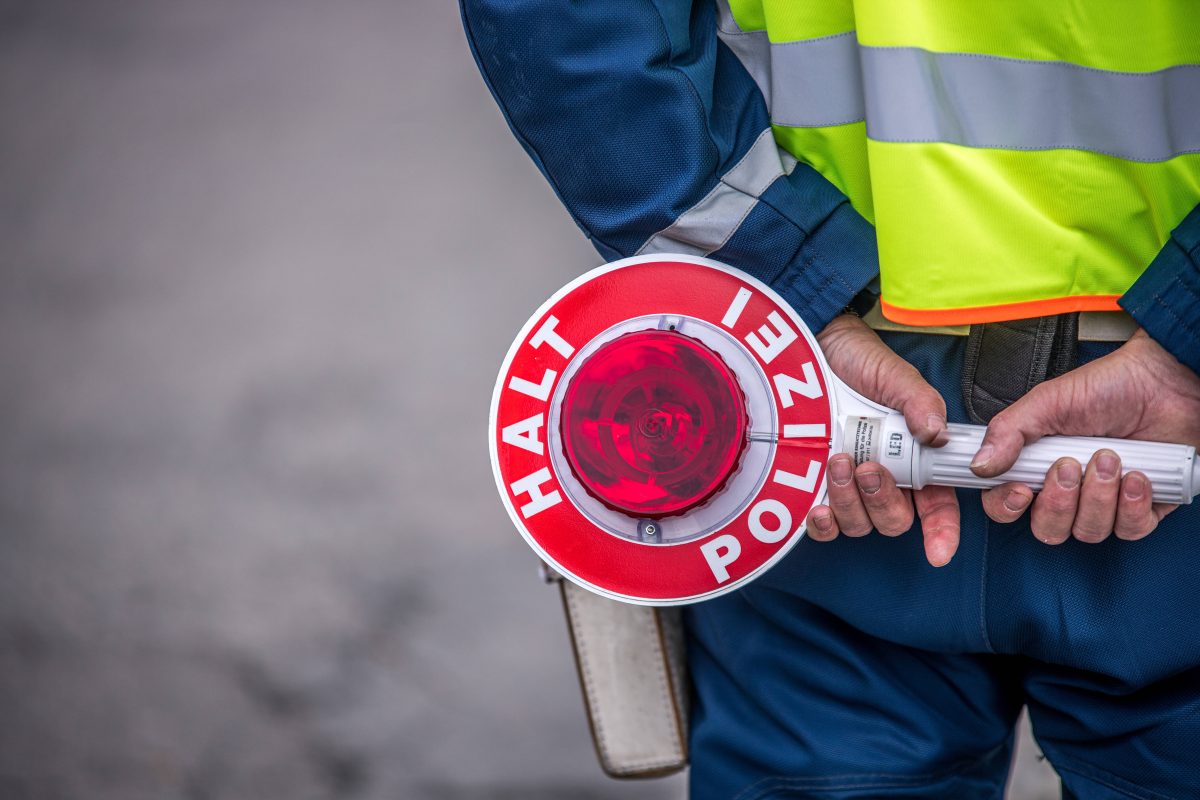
[
  {"xmin": 971, "ymin": 383, "xmax": 1059, "ymax": 478},
  {"xmin": 897, "ymin": 387, "xmax": 950, "ymax": 447},
  {"xmin": 980, "ymin": 483, "xmax": 1034, "ymax": 523},
  {"xmin": 1153, "ymin": 503, "xmax": 1179, "ymax": 525},
  {"xmin": 805, "ymin": 505, "xmax": 840, "ymax": 542},
  {"xmin": 854, "ymin": 462, "xmax": 914, "ymax": 536},
  {"xmin": 826, "ymin": 454, "xmax": 873, "ymax": 537},
  {"xmin": 865, "ymin": 353, "xmax": 948, "ymax": 447},
  {"xmin": 1029, "ymin": 458, "xmax": 1081, "ymax": 545},
  {"xmin": 913, "ymin": 484, "xmax": 960, "ymax": 567},
  {"xmin": 1113, "ymin": 472, "xmax": 1157, "ymax": 541},
  {"xmin": 1072, "ymin": 449, "xmax": 1120, "ymax": 543}
]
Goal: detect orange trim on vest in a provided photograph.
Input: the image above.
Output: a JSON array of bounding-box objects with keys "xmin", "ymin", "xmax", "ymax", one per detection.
[{"xmin": 879, "ymin": 295, "xmax": 1123, "ymax": 326}]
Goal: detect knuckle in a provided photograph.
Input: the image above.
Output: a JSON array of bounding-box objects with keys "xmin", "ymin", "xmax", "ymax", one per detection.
[
  {"xmin": 877, "ymin": 518, "xmax": 913, "ymax": 536},
  {"xmin": 985, "ymin": 411, "xmax": 1011, "ymax": 435},
  {"xmin": 829, "ymin": 493, "xmax": 861, "ymax": 514},
  {"xmin": 1113, "ymin": 523, "xmax": 1147, "ymax": 541},
  {"xmin": 1115, "ymin": 515, "xmax": 1158, "ymax": 541},
  {"xmin": 1072, "ymin": 523, "xmax": 1111, "ymax": 544},
  {"xmin": 919, "ymin": 498, "xmax": 958, "ymax": 519},
  {"xmin": 1040, "ymin": 492, "xmax": 1078, "ymax": 516},
  {"xmin": 1030, "ymin": 516, "xmax": 1069, "ymax": 544},
  {"xmin": 1032, "ymin": 530, "xmax": 1068, "ymax": 545},
  {"xmin": 871, "ymin": 503, "xmax": 913, "ymax": 534},
  {"xmin": 841, "ymin": 521, "xmax": 873, "ymax": 537}
]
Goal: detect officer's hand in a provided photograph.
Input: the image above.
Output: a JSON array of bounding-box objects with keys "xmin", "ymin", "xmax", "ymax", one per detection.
[
  {"xmin": 804, "ymin": 315, "xmax": 960, "ymax": 567},
  {"xmin": 972, "ymin": 330, "xmax": 1200, "ymax": 543}
]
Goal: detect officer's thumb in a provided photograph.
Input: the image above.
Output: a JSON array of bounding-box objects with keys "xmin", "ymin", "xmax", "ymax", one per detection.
[
  {"xmin": 971, "ymin": 381, "xmax": 1062, "ymax": 478},
  {"xmin": 896, "ymin": 382, "xmax": 951, "ymax": 448},
  {"xmin": 850, "ymin": 341, "xmax": 949, "ymax": 448},
  {"xmin": 819, "ymin": 315, "xmax": 950, "ymax": 447}
]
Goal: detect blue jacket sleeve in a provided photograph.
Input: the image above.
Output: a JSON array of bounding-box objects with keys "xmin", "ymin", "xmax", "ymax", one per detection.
[
  {"xmin": 1120, "ymin": 203, "xmax": 1200, "ymax": 375},
  {"xmin": 460, "ymin": 0, "xmax": 877, "ymax": 332}
]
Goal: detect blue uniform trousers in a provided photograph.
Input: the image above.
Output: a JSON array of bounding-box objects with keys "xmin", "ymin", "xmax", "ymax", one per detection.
[{"xmin": 686, "ymin": 331, "xmax": 1200, "ymax": 800}]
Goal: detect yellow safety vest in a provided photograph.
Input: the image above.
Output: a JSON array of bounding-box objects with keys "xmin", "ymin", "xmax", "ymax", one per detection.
[{"xmin": 722, "ymin": 0, "xmax": 1200, "ymax": 325}]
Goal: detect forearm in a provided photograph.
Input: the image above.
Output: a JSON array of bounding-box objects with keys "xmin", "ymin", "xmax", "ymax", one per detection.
[
  {"xmin": 459, "ymin": 0, "xmax": 877, "ymax": 331},
  {"xmin": 1120, "ymin": 203, "xmax": 1200, "ymax": 375}
]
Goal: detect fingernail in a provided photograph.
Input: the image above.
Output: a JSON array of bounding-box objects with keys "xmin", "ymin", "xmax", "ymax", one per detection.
[
  {"xmin": 813, "ymin": 510, "xmax": 832, "ymax": 533},
  {"xmin": 1003, "ymin": 489, "xmax": 1031, "ymax": 513},
  {"xmin": 856, "ymin": 471, "xmax": 882, "ymax": 494},
  {"xmin": 1096, "ymin": 451, "xmax": 1119, "ymax": 480},
  {"xmin": 971, "ymin": 443, "xmax": 993, "ymax": 470},
  {"xmin": 926, "ymin": 414, "xmax": 948, "ymax": 445},
  {"xmin": 1056, "ymin": 460, "xmax": 1081, "ymax": 490},
  {"xmin": 830, "ymin": 457, "xmax": 852, "ymax": 486},
  {"xmin": 1124, "ymin": 473, "xmax": 1145, "ymax": 501}
]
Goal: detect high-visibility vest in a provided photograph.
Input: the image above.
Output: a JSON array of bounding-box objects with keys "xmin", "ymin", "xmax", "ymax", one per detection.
[{"xmin": 721, "ymin": 0, "xmax": 1200, "ymax": 325}]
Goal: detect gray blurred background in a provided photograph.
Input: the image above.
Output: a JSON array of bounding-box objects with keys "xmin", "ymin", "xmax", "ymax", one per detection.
[{"xmin": 0, "ymin": 2, "xmax": 1055, "ymax": 798}]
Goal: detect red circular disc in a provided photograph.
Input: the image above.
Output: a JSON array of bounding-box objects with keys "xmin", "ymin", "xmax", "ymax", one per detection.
[
  {"xmin": 489, "ymin": 256, "xmax": 834, "ymax": 605},
  {"xmin": 560, "ymin": 330, "xmax": 749, "ymax": 519}
]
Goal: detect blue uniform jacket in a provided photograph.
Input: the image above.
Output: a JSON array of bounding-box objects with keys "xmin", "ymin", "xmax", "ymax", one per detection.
[{"xmin": 460, "ymin": 0, "xmax": 1200, "ymax": 374}]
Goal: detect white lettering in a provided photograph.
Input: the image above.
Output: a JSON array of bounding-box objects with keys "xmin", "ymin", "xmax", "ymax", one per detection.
[
  {"xmin": 510, "ymin": 467, "xmax": 562, "ymax": 518},
  {"xmin": 748, "ymin": 499, "xmax": 792, "ymax": 544},
  {"xmin": 509, "ymin": 368, "xmax": 557, "ymax": 402},
  {"xmin": 530, "ymin": 315, "xmax": 575, "ymax": 359},
  {"xmin": 700, "ymin": 534, "xmax": 742, "ymax": 584},
  {"xmin": 502, "ymin": 414, "xmax": 546, "ymax": 456},
  {"xmin": 773, "ymin": 460, "xmax": 822, "ymax": 494},
  {"xmin": 745, "ymin": 311, "xmax": 797, "ymax": 364},
  {"xmin": 783, "ymin": 423, "xmax": 826, "ymax": 439},
  {"xmin": 772, "ymin": 362, "xmax": 823, "ymax": 408},
  {"xmin": 721, "ymin": 287, "xmax": 753, "ymax": 329}
]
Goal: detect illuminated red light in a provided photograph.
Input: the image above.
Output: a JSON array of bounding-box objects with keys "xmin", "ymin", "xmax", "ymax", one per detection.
[{"xmin": 561, "ymin": 330, "xmax": 748, "ymax": 518}]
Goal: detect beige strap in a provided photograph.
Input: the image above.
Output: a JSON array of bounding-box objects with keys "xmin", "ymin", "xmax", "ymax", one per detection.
[
  {"xmin": 862, "ymin": 305, "xmax": 1138, "ymax": 342},
  {"xmin": 559, "ymin": 579, "xmax": 689, "ymax": 777}
]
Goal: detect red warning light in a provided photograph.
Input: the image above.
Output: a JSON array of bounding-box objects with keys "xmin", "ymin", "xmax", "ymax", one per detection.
[{"xmin": 561, "ymin": 330, "xmax": 749, "ymax": 518}]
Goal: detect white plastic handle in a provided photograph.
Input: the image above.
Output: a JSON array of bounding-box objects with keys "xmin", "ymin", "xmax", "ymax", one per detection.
[{"xmin": 841, "ymin": 414, "xmax": 1200, "ymax": 505}]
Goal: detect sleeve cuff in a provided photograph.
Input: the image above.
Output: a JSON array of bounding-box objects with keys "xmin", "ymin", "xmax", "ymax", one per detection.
[
  {"xmin": 1119, "ymin": 204, "xmax": 1200, "ymax": 375},
  {"xmin": 770, "ymin": 202, "xmax": 879, "ymax": 333}
]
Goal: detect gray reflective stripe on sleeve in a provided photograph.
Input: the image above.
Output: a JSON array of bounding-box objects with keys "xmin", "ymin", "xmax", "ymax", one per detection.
[
  {"xmin": 637, "ymin": 129, "xmax": 796, "ymax": 256},
  {"xmin": 715, "ymin": 0, "xmax": 772, "ymax": 108},
  {"xmin": 769, "ymin": 32, "xmax": 864, "ymax": 128},
  {"xmin": 862, "ymin": 47, "xmax": 1200, "ymax": 163},
  {"xmin": 715, "ymin": 4, "xmax": 864, "ymax": 130}
]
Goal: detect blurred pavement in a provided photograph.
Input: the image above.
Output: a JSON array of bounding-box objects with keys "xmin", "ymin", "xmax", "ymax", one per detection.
[{"xmin": 0, "ymin": 2, "xmax": 1054, "ymax": 798}]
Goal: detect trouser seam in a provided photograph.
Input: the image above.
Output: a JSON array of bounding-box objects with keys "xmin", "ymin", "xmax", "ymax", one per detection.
[{"xmin": 979, "ymin": 514, "xmax": 995, "ymax": 652}]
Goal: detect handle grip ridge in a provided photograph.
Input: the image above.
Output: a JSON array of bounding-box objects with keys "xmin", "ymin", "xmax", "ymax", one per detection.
[
  {"xmin": 917, "ymin": 424, "xmax": 1198, "ymax": 505},
  {"xmin": 842, "ymin": 415, "xmax": 1199, "ymax": 504}
]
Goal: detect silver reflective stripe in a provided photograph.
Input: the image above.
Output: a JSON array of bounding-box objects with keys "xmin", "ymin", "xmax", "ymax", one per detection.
[
  {"xmin": 715, "ymin": 0, "xmax": 772, "ymax": 108},
  {"xmin": 862, "ymin": 48, "xmax": 1200, "ymax": 162},
  {"xmin": 713, "ymin": 7, "xmax": 1200, "ymax": 161},
  {"xmin": 715, "ymin": 3, "xmax": 864, "ymax": 129},
  {"xmin": 638, "ymin": 128, "xmax": 796, "ymax": 256},
  {"xmin": 770, "ymin": 33, "xmax": 864, "ymax": 127}
]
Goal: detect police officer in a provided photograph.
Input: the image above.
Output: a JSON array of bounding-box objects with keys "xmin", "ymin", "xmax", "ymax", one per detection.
[{"xmin": 463, "ymin": 1, "xmax": 1200, "ymax": 796}]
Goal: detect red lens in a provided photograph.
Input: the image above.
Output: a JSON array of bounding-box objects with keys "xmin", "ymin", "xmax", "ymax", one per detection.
[{"xmin": 561, "ymin": 330, "xmax": 748, "ymax": 518}]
